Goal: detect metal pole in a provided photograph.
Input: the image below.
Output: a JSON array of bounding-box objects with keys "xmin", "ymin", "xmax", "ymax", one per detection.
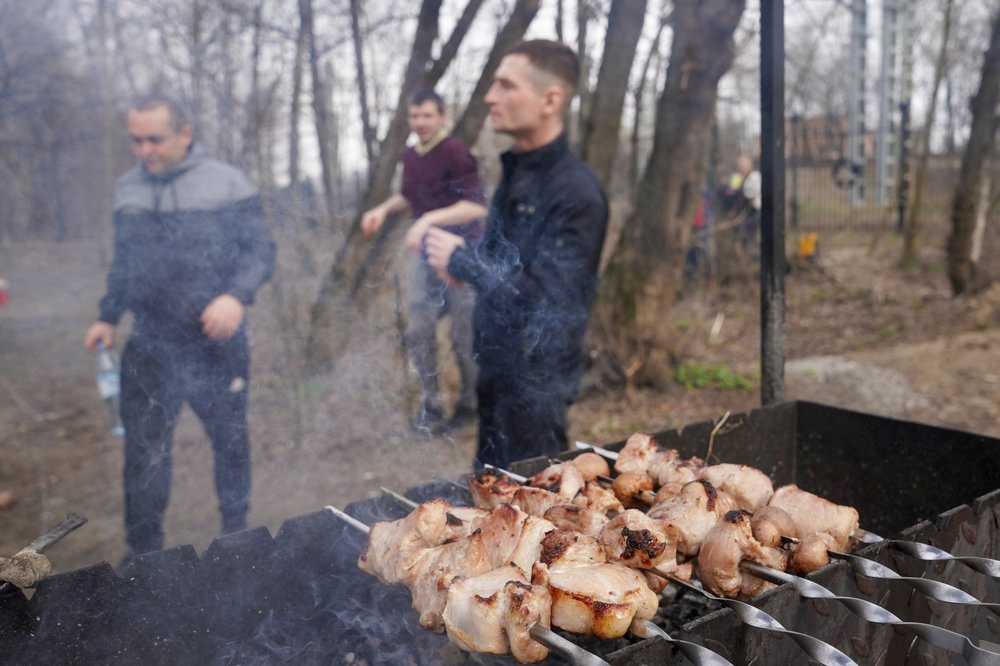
[
  {"xmin": 760, "ymin": 0, "xmax": 786, "ymax": 406},
  {"xmin": 791, "ymin": 113, "xmax": 800, "ymax": 230}
]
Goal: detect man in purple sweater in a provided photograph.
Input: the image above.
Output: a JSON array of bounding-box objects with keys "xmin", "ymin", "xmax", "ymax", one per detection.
[{"xmin": 361, "ymin": 89, "xmax": 488, "ymax": 434}]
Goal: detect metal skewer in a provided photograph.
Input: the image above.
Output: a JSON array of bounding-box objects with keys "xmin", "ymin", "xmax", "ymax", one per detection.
[
  {"xmin": 324, "ymin": 504, "xmax": 612, "ymax": 666},
  {"xmin": 740, "ymin": 561, "xmax": 1000, "ymax": 665},
  {"xmin": 854, "ymin": 527, "xmax": 1000, "ymax": 580},
  {"xmin": 378, "ymin": 487, "xmax": 735, "ymax": 666},
  {"xmin": 653, "ymin": 569, "xmax": 858, "ymax": 666}
]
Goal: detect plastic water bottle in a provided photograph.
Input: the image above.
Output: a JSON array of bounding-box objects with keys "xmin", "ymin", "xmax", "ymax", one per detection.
[{"xmin": 95, "ymin": 342, "xmax": 125, "ymax": 437}]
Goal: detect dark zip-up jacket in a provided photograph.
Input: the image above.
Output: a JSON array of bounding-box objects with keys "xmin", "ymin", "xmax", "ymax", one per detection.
[
  {"xmin": 447, "ymin": 133, "xmax": 608, "ymax": 382},
  {"xmin": 98, "ymin": 143, "xmax": 275, "ymax": 342}
]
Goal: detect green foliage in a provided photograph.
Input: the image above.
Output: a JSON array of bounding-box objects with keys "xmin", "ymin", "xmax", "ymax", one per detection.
[{"xmin": 672, "ymin": 363, "xmax": 753, "ymax": 391}]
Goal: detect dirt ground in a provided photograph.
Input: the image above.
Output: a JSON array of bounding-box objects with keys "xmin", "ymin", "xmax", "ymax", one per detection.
[{"xmin": 0, "ymin": 227, "xmax": 998, "ymax": 577}]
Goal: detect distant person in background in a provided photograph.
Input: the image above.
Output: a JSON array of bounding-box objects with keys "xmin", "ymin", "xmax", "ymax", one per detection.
[
  {"xmin": 83, "ymin": 95, "xmax": 275, "ymax": 561},
  {"xmin": 424, "ymin": 40, "xmax": 609, "ymax": 468},
  {"xmin": 361, "ymin": 89, "xmax": 488, "ymax": 436},
  {"xmin": 737, "ymin": 155, "xmax": 761, "ymax": 259}
]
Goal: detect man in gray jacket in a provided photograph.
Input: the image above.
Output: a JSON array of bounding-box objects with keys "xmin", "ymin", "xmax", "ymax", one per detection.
[{"xmin": 84, "ymin": 96, "xmax": 275, "ymax": 558}]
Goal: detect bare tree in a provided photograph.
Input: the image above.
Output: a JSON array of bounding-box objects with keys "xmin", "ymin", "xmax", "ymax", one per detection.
[
  {"xmin": 903, "ymin": 0, "xmax": 954, "ymax": 265},
  {"xmin": 629, "ymin": 9, "xmax": 668, "ymax": 193},
  {"xmin": 596, "ymin": 0, "xmax": 746, "ymax": 387},
  {"xmin": 948, "ymin": 5, "xmax": 1000, "ymax": 295},
  {"xmin": 350, "ymin": 0, "xmax": 377, "ymax": 177},
  {"xmin": 307, "ymin": 0, "xmax": 491, "ymax": 369},
  {"xmin": 580, "ymin": 0, "xmax": 648, "ymax": 188}
]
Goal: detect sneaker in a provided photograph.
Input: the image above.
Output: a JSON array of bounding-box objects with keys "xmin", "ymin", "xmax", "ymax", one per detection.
[
  {"xmin": 410, "ymin": 404, "xmax": 446, "ymax": 437},
  {"xmin": 444, "ymin": 404, "xmax": 478, "ymax": 432}
]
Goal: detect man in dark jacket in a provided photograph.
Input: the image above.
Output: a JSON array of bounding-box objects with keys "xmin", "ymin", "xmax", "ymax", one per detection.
[
  {"xmin": 425, "ymin": 40, "xmax": 608, "ymax": 468},
  {"xmin": 84, "ymin": 96, "xmax": 275, "ymax": 557}
]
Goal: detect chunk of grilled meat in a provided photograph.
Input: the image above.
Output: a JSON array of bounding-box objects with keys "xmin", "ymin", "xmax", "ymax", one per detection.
[
  {"xmin": 543, "ymin": 504, "xmax": 610, "ymax": 539},
  {"xmin": 512, "ymin": 485, "xmax": 567, "ymax": 517},
  {"xmin": 699, "ymin": 463, "xmax": 774, "ymax": 512},
  {"xmin": 532, "ymin": 560, "xmax": 659, "ymax": 639},
  {"xmin": 611, "ymin": 471, "xmax": 654, "ymax": 509},
  {"xmin": 648, "ymin": 479, "xmax": 739, "ymax": 557},
  {"xmin": 750, "ymin": 505, "xmax": 798, "ymax": 548},
  {"xmin": 598, "ymin": 509, "xmax": 679, "ymax": 571},
  {"xmin": 403, "ymin": 532, "xmax": 495, "ymax": 630},
  {"xmin": 470, "ymin": 503, "xmax": 556, "ymax": 574},
  {"xmin": 790, "ymin": 532, "xmax": 838, "ymax": 575},
  {"xmin": 469, "ymin": 468, "xmax": 521, "ymax": 509},
  {"xmin": 526, "ymin": 461, "xmax": 585, "ymax": 500},
  {"xmin": 647, "ymin": 449, "xmax": 706, "ymax": 496},
  {"xmin": 767, "ymin": 484, "xmax": 860, "ymax": 551},
  {"xmin": 444, "ymin": 563, "xmax": 552, "ymax": 663},
  {"xmin": 538, "ymin": 529, "xmax": 608, "ymax": 569},
  {"xmin": 697, "ymin": 509, "xmax": 788, "ymax": 600},
  {"xmin": 569, "ymin": 452, "xmax": 611, "ymax": 481},
  {"xmin": 613, "ymin": 432, "xmax": 658, "ymax": 475},
  {"xmin": 358, "ymin": 499, "xmax": 485, "ymax": 585},
  {"xmin": 573, "ymin": 481, "xmax": 624, "ymax": 514}
]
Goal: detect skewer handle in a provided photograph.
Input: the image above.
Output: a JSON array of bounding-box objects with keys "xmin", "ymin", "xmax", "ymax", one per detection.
[
  {"xmin": 574, "ymin": 441, "xmax": 619, "ymax": 460},
  {"xmin": 325, "ymin": 505, "xmax": 370, "ymax": 534}
]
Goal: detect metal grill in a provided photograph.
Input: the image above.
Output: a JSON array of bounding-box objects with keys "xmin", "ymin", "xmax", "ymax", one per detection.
[{"xmin": 1, "ymin": 400, "xmax": 999, "ymax": 665}]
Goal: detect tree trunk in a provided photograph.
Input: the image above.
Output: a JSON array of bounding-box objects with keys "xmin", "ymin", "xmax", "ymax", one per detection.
[
  {"xmin": 596, "ymin": 0, "xmax": 746, "ymax": 387},
  {"xmin": 288, "ymin": 0, "xmax": 307, "ymax": 186},
  {"xmin": 948, "ymin": 7, "xmax": 1000, "ymax": 295},
  {"xmin": 308, "ymin": 0, "xmax": 480, "ymax": 370},
  {"xmin": 629, "ymin": 12, "xmax": 667, "ymax": 195},
  {"xmin": 581, "ymin": 0, "xmax": 647, "ymax": 189},
  {"xmin": 903, "ymin": 0, "xmax": 953, "ymax": 265},
  {"xmin": 303, "ymin": 0, "xmax": 338, "ymax": 221},
  {"xmin": 574, "ymin": 0, "xmax": 592, "ymax": 147},
  {"xmin": 451, "ymin": 0, "xmax": 542, "ymax": 148},
  {"xmin": 349, "ymin": 0, "xmax": 378, "ymax": 178}
]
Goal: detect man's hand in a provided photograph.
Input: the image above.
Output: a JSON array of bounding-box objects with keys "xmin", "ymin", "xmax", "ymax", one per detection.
[
  {"xmin": 425, "ymin": 227, "xmax": 466, "ymax": 286},
  {"xmin": 200, "ymin": 294, "xmax": 245, "ymax": 341},
  {"xmin": 404, "ymin": 217, "xmax": 432, "ymax": 253},
  {"xmin": 84, "ymin": 321, "xmax": 116, "ymax": 352},
  {"xmin": 360, "ymin": 207, "xmax": 387, "ymax": 238}
]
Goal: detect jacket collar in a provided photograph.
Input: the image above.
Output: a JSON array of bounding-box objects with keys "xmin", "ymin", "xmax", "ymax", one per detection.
[
  {"xmin": 500, "ymin": 132, "xmax": 569, "ymax": 177},
  {"xmin": 142, "ymin": 141, "xmax": 208, "ymax": 183}
]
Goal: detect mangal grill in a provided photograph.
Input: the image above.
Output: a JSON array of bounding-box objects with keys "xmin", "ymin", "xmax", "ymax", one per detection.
[{"xmin": 2, "ymin": 400, "xmax": 1000, "ymax": 665}]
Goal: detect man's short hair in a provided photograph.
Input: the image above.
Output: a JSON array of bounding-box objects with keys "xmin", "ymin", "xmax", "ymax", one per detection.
[
  {"xmin": 506, "ymin": 40, "xmax": 579, "ymax": 99},
  {"xmin": 409, "ymin": 89, "xmax": 446, "ymax": 113},
  {"xmin": 130, "ymin": 95, "xmax": 190, "ymax": 132}
]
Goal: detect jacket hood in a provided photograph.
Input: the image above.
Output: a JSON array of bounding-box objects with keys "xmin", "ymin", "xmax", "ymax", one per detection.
[{"xmin": 143, "ymin": 141, "xmax": 211, "ymax": 183}]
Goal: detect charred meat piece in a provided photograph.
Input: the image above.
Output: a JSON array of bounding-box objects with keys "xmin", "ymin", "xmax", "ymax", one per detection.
[
  {"xmin": 470, "ymin": 503, "xmax": 555, "ymax": 574},
  {"xmin": 598, "ymin": 509, "xmax": 679, "ymax": 571},
  {"xmin": 543, "ymin": 504, "xmax": 610, "ymax": 539},
  {"xmin": 697, "ymin": 509, "xmax": 788, "ymax": 600},
  {"xmin": 699, "ymin": 463, "xmax": 774, "ymax": 512},
  {"xmin": 469, "ymin": 469, "xmax": 521, "ymax": 509},
  {"xmin": 648, "ymin": 479, "xmax": 739, "ymax": 557},
  {"xmin": 444, "ymin": 563, "xmax": 552, "ymax": 663},
  {"xmin": 538, "ymin": 529, "xmax": 607, "ymax": 569},
  {"xmin": 768, "ymin": 484, "xmax": 860, "ymax": 551}
]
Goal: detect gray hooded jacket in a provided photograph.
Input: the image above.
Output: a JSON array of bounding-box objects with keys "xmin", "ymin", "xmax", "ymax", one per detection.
[{"xmin": 98, "ymin": 143, "xmax": 275, "ymax": 341}]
